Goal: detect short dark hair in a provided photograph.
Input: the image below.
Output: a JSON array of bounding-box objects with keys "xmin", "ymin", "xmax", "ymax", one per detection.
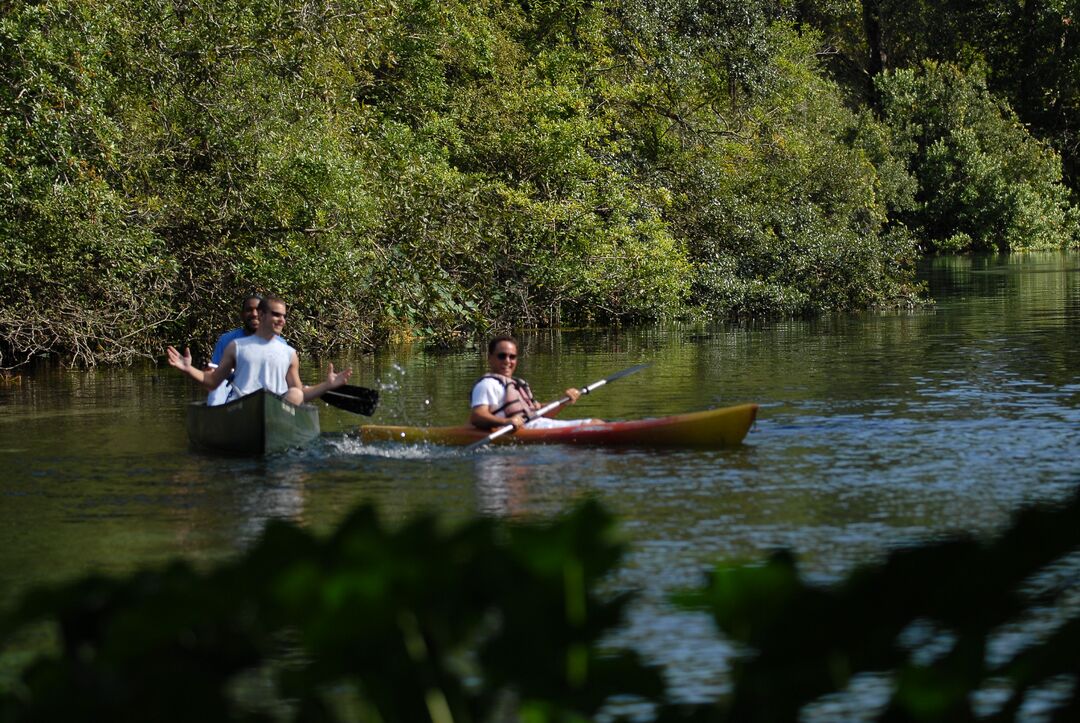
[
  {"xmin": 488, "ymin": 335, "xmax": 518, "ymax": 355},
  {"xmin": 258, "ymin": 295, "xmax": 287, "ymax": 312},
  {"xmin": 242, "ymin": 293, "xmax": 263, "ymax": 308}
]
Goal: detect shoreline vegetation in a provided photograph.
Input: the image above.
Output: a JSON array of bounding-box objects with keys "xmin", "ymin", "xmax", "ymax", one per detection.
[
  {"xmin": 4, "ymin": 491, "xmax": 1080, "ymax": 720},
  {"xmin": 2, "ymin": 0, "xmax": 1078, "ymax": 368}
]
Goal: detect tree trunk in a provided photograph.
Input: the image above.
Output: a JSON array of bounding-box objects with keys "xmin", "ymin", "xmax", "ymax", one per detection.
[
  {"xmin": 861, "ymin": 0, "xmax": 887, "ymax": 111},
  {"xmin": 862, "ymin": 0, "xmax": 886, "ymax": 78}
]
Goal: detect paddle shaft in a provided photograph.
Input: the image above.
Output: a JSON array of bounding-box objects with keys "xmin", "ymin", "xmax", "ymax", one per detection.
[
  {"xmin": 323, "ymin": 389, "xmax": 363, "ymax": 401},
  {"xmin": 465, "ymin": 363, "xmax": 648, "ymax": 451}
]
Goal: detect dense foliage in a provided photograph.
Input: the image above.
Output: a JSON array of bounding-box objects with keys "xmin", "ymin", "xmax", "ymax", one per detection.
[
  {"xmin": 1, "ymin": 0, "xmax": 1077, "ymax": 365},
  {"xmin": 4, "ymin": 490, "xmax": 1080, "ymax": 720},
  {"xmin": 875, "ymin": 62, "xmax": 1080, "ymax": 253},
  {"xmin": 799, "ymin": 0, "xmax": 1080, "ymax": 192}
]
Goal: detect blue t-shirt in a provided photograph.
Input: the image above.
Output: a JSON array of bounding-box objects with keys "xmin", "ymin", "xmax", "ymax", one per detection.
[
  {"xmin": 207, "ymin": 329, "xmax": 246, "ymax": 405},
  {"xmin": 211, "ymin": 328, "xmax": 247, "ymax": 366}
]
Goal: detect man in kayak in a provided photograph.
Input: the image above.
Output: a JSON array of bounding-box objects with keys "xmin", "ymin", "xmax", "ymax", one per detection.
[
  {"xmin": 167, "ymin": 295, "xmax": 351, "ymax": 405},
  {"xmin": 469, "ymin": 336, "xmax": 599, "ymax": 431},
  {"xmin": 204, "ymin": 293, "xmax": 262, "ymax": 406}
]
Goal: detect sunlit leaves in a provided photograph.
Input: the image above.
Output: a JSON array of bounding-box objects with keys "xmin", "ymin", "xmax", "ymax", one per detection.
[
  {"xmin": 876, "ymin": 62, "xmax": 1080, "ymax": 253},
  {"xmin": 605, "ymin": 4, "xmax": 923, "ymax": 316},
  {"xmin": 15, "ymin": 0, "xmax": 1075, "ymax": 364}
]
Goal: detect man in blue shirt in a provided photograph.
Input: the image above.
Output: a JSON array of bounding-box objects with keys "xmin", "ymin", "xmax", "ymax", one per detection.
[{"xmin": 205, "ymin": 294, "xmax": 262, "ymax": 405}]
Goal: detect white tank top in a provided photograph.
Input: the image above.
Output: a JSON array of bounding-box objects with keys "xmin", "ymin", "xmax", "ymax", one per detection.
[{"xmin": 227, "ymin": 335, "xmax": 297, "ymax": 400}]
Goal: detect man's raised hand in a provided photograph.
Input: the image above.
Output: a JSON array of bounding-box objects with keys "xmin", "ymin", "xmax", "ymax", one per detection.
[
  {"xmin": 167, "ymin": 346, "xmax": 193, "ymax": 372},
  {"xmin": 325, "ymin": 362, "xmax": 353, "ymax": 389}
]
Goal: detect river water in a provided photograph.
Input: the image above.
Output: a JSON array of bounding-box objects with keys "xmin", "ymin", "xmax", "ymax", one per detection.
[{"xmin": 1, "ymin": 251, "xmax": 1078, "ymax": 703}]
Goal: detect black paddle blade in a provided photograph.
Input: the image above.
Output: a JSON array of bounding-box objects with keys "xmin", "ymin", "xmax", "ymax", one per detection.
[{"xmin": 322, "ymin": 384, "xmax": 379, "ymax": 415}]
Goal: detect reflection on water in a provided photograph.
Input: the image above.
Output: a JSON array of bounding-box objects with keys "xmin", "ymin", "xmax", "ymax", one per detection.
[
  {"xmin": 166, "ymin": 454, "xmax": 313, "ymax": 547},
  {"xmin": 474, "ymin": 453, "xmax": 536, "ymax": 518},
  {"xmin": 1, "ymin": 251, "xmax": 1079, "ymax": 705}
]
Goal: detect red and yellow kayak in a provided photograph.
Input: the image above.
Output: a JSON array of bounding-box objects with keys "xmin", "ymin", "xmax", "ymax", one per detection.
[{"xmin": 357, "ymin": 403, "xmax": 758, "ymax": 449}]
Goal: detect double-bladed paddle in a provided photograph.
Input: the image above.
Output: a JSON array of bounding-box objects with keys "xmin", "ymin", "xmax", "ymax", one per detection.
[
  {"xmin": 322, "ymin": 384, "xmax": 379, "ymax": 416},
  {"xmin": 465, "ymin": 363, "xmax": 649, "ymax": 452}
]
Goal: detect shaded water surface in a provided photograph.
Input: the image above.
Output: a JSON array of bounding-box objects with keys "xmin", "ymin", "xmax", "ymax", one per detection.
[{"xmin": 1, "ymin": 251, "xmax": 1078, "ymax": 702}]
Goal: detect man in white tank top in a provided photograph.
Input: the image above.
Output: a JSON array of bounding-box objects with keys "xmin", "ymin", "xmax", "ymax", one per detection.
[{"xmin": 167, "ymin": 295, "xmax": 351, "ymax": 405}]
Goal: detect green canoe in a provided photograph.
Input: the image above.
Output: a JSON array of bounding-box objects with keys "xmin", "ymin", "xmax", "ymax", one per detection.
[{"xmin": 186, "ymin": 389, "xmax": 320, "ymax": 455}]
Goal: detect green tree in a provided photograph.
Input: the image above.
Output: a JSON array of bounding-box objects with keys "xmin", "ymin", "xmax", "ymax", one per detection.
[
  {"xmin": 609, "ymin": 0, "xmax": 921, "ymax": 315},
  {"xmin": 795, "ymin": 0, "xmax": 1080, "ymax": 190},
  {"xmin": 979, "ymin": 0, "xmax": 1080, "ymax": 194},
  {"xmin": 3, "ymin": 0, "xmax": 979, "ymax": 366},
  {"xmin": 0, "ymin": 0, "xmax": 179, "ymax": 366},
  {"xmin": 876, "ymin": 61, "xmax": 1080, "ymax": 252}
]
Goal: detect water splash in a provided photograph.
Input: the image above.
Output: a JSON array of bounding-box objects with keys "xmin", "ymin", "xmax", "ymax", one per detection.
[{"xmin": 326, "ymin": 433, "xmax": 461, "ymax": 460}]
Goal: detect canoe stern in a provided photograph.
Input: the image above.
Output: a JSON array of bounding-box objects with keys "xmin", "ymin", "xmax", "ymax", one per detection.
[{"xmin": 186, "ymin": 389, "xmax": 320, "ymax": 455}]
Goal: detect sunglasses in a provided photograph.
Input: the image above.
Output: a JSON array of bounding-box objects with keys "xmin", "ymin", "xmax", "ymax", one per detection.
[{"xmin": 496, "ymin": 352, "xmax": 517, "ymax": 361}]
